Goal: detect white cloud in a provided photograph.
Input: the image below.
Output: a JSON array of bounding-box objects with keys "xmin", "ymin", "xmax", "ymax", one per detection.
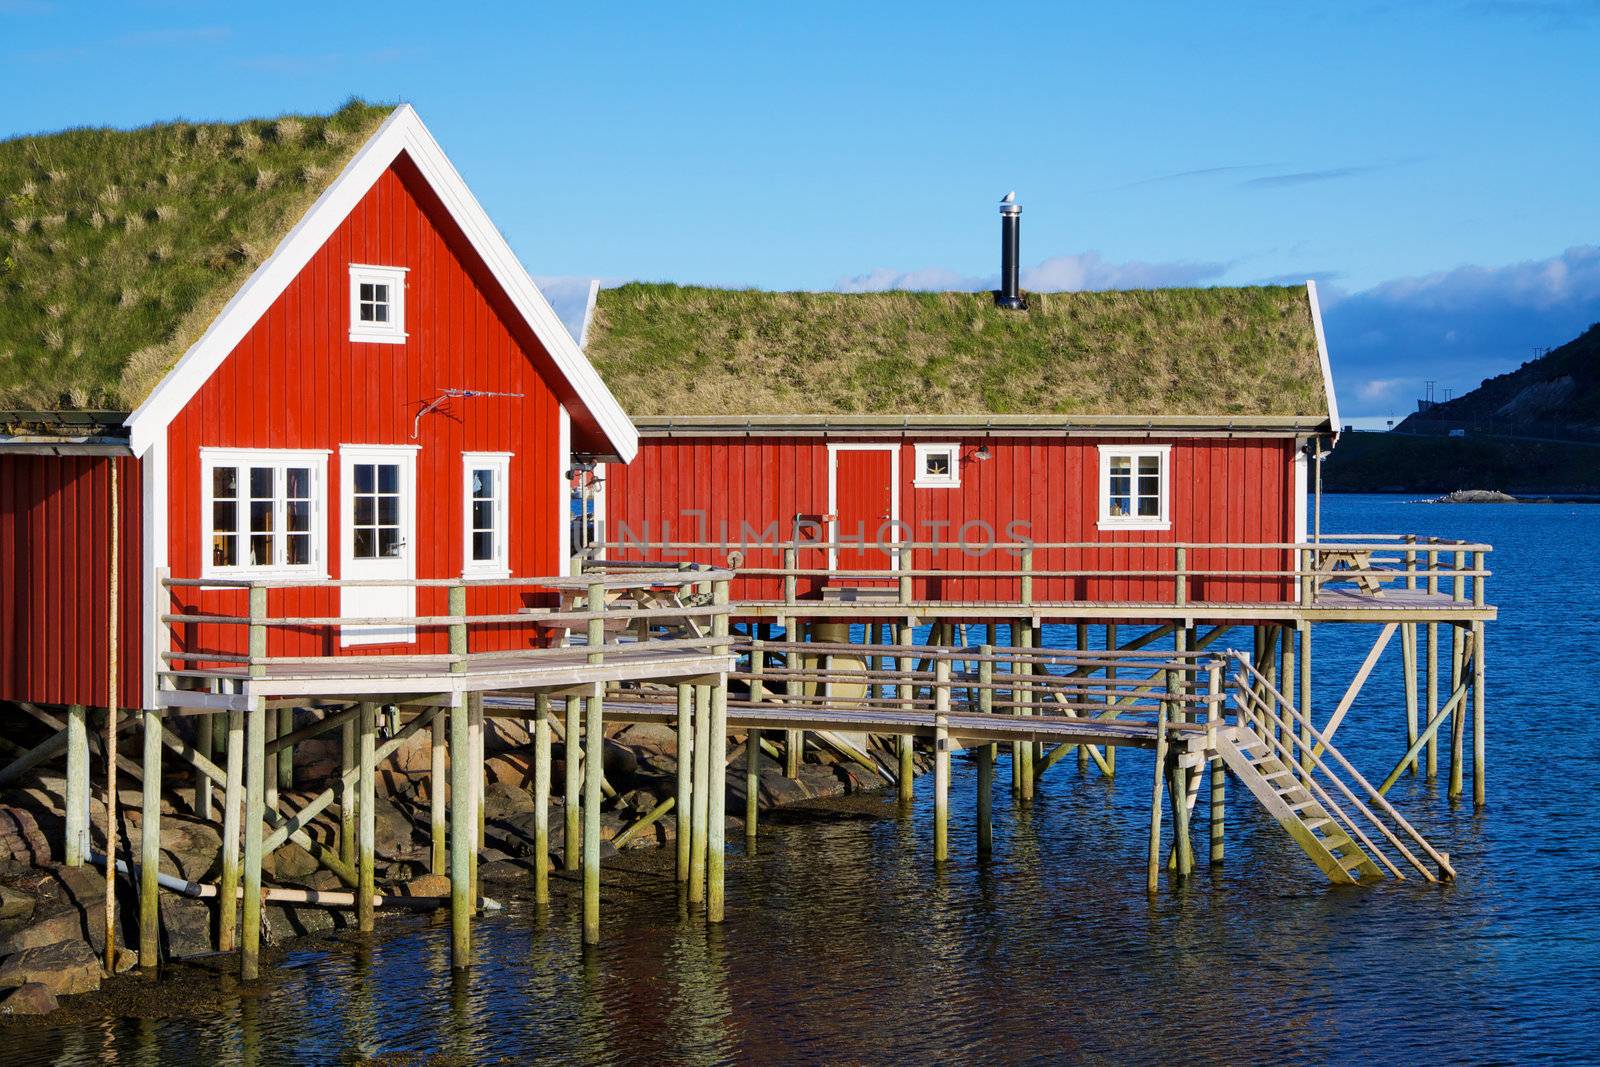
[{"xmin": 835, "ymin": 251, "xmax": 1227, "ymax": 294}]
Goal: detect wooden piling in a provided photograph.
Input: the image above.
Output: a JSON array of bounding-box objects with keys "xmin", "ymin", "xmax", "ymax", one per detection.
[
  {"xmin": 1402, "ymin": 623, "xmax": 1419, "ymax": 775},
  {"xmin": 533, "ymin": 694, "xmax": 551, "ymax": 905},
  {"xmin": 564, "ymin": 694, "xmax": 581, "ymax": 873},
  {"xmin": 340, "ymin": 716, "xmax": 356, "ymax": 871},
  {"xmin": 430, "ymin": 708, "xmax": 447, "ymax": 875},
  {"xmin": 139, "ymin": 708, "xmax": 163, "ymax": 971},
  {"xmin": 897, "ymin": 622, "xmax": 915, "ymax": 804},
  {"xmin": 264, "ymin": 712, "xmax": 278, "ymax": 812},
  {"xmin": 1298, "ymin": 620, "xmax": 1313, "ymax": 771},
  {"xmin": 469, "ymin": 692, "xmax": 484, "ymax": 904},
  {"xmin": 583, "ymin": 682, "xmax": 604, "ymax": 945},
  {"xmin": 976, "ymin": 741, "xmax": 993, "ymax": 860},
  {"xmin": 1147, "ymin": 697, "xmax": 1170, "ymax": 893},
  {"xmin": 1450, "ymin": 623, "xmax": 1465, "ymax": 800},
  {"xmin": 195, "ymin": 711, "xmax": 213, "ymax": 823},
  {"xmin": 1105, "ymin": 623, "xmax": 1118, "ymax": 774},
  {"xmin": 357, "ymin": 702, "xmax": 376, "ymax": 934},
  {"xmin": 241, "ymin": 699, "xmax": 266, "ymax": 981},
  {"xmin": 708, "ymin": 580, "xmax": 731, "ymax": 923},
  {"xmin": 675, "ymin": 683, "xmax": 692, "ymax": 882},
  {"xmin": 1016, "ymin": 620, "xmax": 1034, "ymax": 801},
  {"xmin": 64, "ymin": 704, "xmax": 87, "ymax": 867},
  {"xmin": 1207, "ymin": 664, "xmax": 1224, "ymax": 865},
  {"xmin": 689, "ymin": 683, "xmax": 711, "ymax": 906},
  {"xmin": 1169, "ymin": 754, "xmax": 1194, "ymax": 878},
  {"xmin": 745, "ymin": 728, "xmax": 760, "ymax": 845},
  {"xmin": 933, "ymin": 659, "xmax": 951, "ymax": 865},
  {"xmin": 1472, "ymin": 620, "xmax": 1486, "ymax": 807},
  {"xmin": 449, "ymin": 694, "xmax": 471, "ymax": 969},
  {"xmin": 218, "ymin": 709, "xmax": 243, "ymax": 953},
  {"xmin": 277, "ymin": 708, "xmax": 294, "ymax": 793}
]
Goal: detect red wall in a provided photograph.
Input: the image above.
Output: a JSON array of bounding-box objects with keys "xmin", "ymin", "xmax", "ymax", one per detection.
[
  {"xmin": 605, "ymin": 435, "xmax": 1297, "ymax": 606},
  {"xmin": 0, "ymin": 453, "xmax": 144, "ymax": 708},
  {"xmin": 165, "ymin": 154, "xmax": 566, "ymax": 665}
]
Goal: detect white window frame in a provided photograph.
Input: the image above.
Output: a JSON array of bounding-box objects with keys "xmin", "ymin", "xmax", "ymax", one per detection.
[
  {"xmin": 913, "ymin": 442, "xmax": 961, "ymax": 489},
  {"xmin": 200, "ymin": 448, "xmax": 331, "ymax": 579},
  {"xmin": 348, "ymin": 263, "xmax": 408, "ymax": 344},
  {"xmin": 1097, "ymin": 444, "xmax": 1172, "ymax": 531},
  {"xmin": 462, "ymin": 452, "xmax": 513, "ymax": 579}
]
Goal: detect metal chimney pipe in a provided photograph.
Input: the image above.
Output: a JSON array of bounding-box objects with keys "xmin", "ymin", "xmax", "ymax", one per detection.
[{"xmin": 996, "ymin": 192, "xmax": 1024, "ymax": 309}]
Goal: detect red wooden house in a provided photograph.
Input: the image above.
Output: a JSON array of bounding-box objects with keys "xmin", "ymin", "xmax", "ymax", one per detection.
[
  {"xmin": 582, "ymin": 218, "xmax": 1339, "ymax": 613},
  {"xmin": 0, "ymin": 102, "xmax": 636, "ymax": 714}
]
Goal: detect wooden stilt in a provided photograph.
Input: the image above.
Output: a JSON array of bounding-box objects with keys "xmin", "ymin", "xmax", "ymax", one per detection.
[
  {"xmin": 1169, "ymin": 754, "xmax": 1194, "ymax": 878},
  {"xmin": 469, "ymin": 693, "xmax": 484, "ymax": 905},
  {"xmin": 264, "ymin": 711, "xmax": 278, "ymax": 812},
  {"xmin": 689, "ymin": 683, "xmax": 710, "ymax": 905},
  {"xmin": 241, "ymin": 698, "xmax": 266, "ymax": 981},
  {"xmin": 1402, "ymin": 623, "xmax": 1419, "ymax": 775},
  {"xmin": 976, "ymin": 741, "xmax": 993, "ymax": 860},
  {"xmin": 1472, "ymin": 620, "xmax": 1486, "ymax": 807},
  {"xmin": 1298, "ymin": 621, "xmax": 1312, "ymax": 771},
  {"xmin": 1450, "ymin": 623, "xmax": 1465, "ymax": 800},
  {"xmin": 564, "ymin": 695, "xmax": 581, "ymax": 872},
  {"xmin": 449, "ymin": 693, "xmax": 471, "ymax": 970},
  {"xmin": 1017, "ymin": 620, "xmax": 1034, "ymax": 801},
  {"xmin": 339, "ymin": 716, "xmax": 356, "ymax": 871},
  {"xmin": 64, "ymin": 705, "xmax": 87, "ymax": 867},
  {"xmin": 430, "ymin": 708, "xmax": 447, "ymax": 875},
  {"xmin": 139, "ymin": 708, "xmax": 163, "ymax": 972},
  {"xmin": 582, "ymin": 681, "xmax": 604, "ymax": 944},
  {"xmin": 218, "ymin": 709, "xmax": 243, "ymax": 953},
  {"xmin": 897, "ymin": 622, "xmax": 915, "ymax": 804},
  {"xmin": 277, "ymin": 708, "xmax": 294, "ymax": 793},
  {"xmin": 195, "ymin": 711, "xmax": 213, "ymax": 823},
  {"xmin": 357, "ymin": 702, "xmax": 376, "ymax": 934},
  {"xmin": 707, "ymin": 676, "xmax": 729, "ymax": 923},
  {"xmin": 533, "ymin": 694, "xmax": 551, "ymax": 905},
  {"xmin": 1104, "ymin": 623, "xmax": 1118, "ymax": 774},
  {"xmin": 675, "ymin": 683, "xmax": 692, "ymax": 882},
  {"xmin": 933, "ymin": 659, "xmax": 951, "ymax": 865},
  {"xmin": 1147, "ymin": 698, "xmax": 1169, "ymax": 893},
  {"xmin": 1208, "ymin": 665, "xmax": 1224, "ymax": 866},
  {"xmin": 745, "ymin": 728, "xmax": 760, "ymax": 845}
]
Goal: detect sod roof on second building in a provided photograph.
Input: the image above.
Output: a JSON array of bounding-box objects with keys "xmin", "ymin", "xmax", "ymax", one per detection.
[
  {"xmin": 587, "ymin": 283, "xmax": 1331, "ymax": 421},
  {"xmin": 0, "ymin": 100, "xmax": 394, "ymax": 411}
]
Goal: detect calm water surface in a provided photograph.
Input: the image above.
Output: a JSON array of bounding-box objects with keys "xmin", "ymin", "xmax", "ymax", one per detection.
[{"xmin": 13, "ymin": 495, "xmax": 1600, "ymax": 1064}]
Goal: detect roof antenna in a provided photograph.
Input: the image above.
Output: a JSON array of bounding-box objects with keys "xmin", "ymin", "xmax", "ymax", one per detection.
[{"xmin": 412, "ymin": 388, "xmax": 524, "ymax": 438}]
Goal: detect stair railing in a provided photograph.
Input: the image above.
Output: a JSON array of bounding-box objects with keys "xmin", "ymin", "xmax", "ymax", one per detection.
[{"xmin": 1227, "ymin": 651, "xmax": 1455, "ymax": 881}]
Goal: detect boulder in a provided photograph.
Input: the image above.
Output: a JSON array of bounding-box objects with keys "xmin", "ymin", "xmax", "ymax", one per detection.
[
  {"xmin": 393, "ymin": 873, "xmax": 451, "ymax": 898},
  {"xmin": 482, "ymin": 781, "xmax": 535, "ymax": 819},
  {"xmin": 0, "ymin": 939, "xmax": 101, "ymax": 997},
  {"xmin": 0, "ymin": 982, "xmax": 59, "ymax": 1016},
  {"xmin": 614, "ymin": 722, "xmax": 679, "ymax": 758},
  {"xmin": 0, "ymin": 884, "xmax": 37, "ymax": 925},
  {"xmin": 0, "ymin": 909, "xmax": 83, "ymax": 957}
]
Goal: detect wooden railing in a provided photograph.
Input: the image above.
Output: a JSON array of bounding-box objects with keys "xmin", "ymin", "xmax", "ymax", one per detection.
[
  {"xmin": 158, "ymin": 567, "xmax": 734, "ymax": 680},
  {"xmin": 588, "ymin": 534, "xmax": 1491, "ymax": 609}
]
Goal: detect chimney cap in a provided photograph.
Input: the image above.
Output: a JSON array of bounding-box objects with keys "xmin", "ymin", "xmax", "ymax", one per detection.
[{"xmin": 999, "ymin": 190, "xmax": 1020, "ymax": 215}]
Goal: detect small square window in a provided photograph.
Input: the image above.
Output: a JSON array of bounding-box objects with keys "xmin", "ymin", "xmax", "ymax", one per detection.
[
  {"xmin": 913, "ymin": 443, "xmax": 961, "ymax": 488},
  {"xmin": 348, "ymin": 264, "xmax": 407, "ymax": 343}
]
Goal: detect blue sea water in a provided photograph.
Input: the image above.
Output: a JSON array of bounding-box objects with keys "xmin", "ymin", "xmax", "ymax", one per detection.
[{"xmin": 9, "ymin": 494, "xmax": 1599, "ymax": 1064}]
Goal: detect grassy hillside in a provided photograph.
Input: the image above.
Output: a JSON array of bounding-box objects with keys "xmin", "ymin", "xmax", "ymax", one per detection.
[{"xmin": 1397, "ymin": 322, "xmax": 1600, "ymax": 438}]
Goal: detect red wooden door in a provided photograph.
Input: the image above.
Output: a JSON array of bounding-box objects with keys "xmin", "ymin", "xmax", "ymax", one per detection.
[{"xmin": 832, "ymin": 447, "xmax": 896, "ymax": 574}]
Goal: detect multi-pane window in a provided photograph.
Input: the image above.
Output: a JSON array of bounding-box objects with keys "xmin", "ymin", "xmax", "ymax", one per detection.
[
  {"xmin": 462, "ymin": 453, "xmax": 511, "ymax": 577},
  {"xmin": 1098, "ymin": 446, "xmax": 1171, "ymax": 530},
  {"xmin": 348, "ymin": 264, "xmax": 407, "ymax": 343},
  {"xmin": 350, "ymin": 462, "xmax": 404, "ymax": 559},
  {"xmin": 202, "ymin": 450, "xmax": 327, "ymax": 576}
]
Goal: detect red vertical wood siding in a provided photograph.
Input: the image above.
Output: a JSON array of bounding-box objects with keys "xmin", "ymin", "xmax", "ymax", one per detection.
[
  {"xmin": 0, "ymin": 453, "xmax": 143, "ymax": 708},
  {"xmin": 164, "ymin": 155, "xmax": 565, "ymax": 665},
  {"xmin": 606, "ymin": 435, "xmax": 1297, "ymax": 606}
]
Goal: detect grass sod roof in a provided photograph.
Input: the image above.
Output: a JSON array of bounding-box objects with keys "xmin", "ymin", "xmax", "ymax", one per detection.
[
  {"xmin": 587, "ymin": 283, "xmax": 1330, "ymax": 420},
  {"xmin": 0, "ymin": 99, "xmax": 394, "ymax": 412}
]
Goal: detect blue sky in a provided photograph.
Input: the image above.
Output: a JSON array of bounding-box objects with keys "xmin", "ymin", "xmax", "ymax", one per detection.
[{"xmin": 4, "ymin": 1, "xmax": 1598, "ymax": 419}]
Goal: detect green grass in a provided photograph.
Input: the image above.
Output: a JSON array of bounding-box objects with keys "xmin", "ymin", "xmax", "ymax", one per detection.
[
  {"xmin": 588, "ymin": 283, "xmax": 1328, "ymax": 417},
  {"xmin": 0, "ymin": 99, "xmax": 393, "ymax": 411}
]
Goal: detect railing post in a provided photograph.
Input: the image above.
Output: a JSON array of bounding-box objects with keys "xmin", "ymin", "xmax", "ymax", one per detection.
[
  {"xmin": 1173, "ymin": 546, "xmax": 1187, "ymax": 607},
  {"xmin": 248, "ymin": 584, "xmax": 267, "ymax": 679},
  {"xmin": 783, "ymin": 546, "xmax": 798, "ymax": 606},
  {"xmin": 1472, "ymin": 549, "xmax": 1486, "ymax": 609},
  {"xmin": 1300, "ymin": 546, "xmax": 1315, "ymax": 606},
  {"xmin": 449, "ymin": 583, "xmax": 467, "ymax": 674},
  {"xmin": 1020, "ymin": 544, "xmax": 1033, "ymax": 607},
  {"xmin": 898, "ymin": 544, "xmax": 913, "ymax": 605},
  {"xmin": 586, "ymin": 580, "xmax": 606, "ymax": 665}
]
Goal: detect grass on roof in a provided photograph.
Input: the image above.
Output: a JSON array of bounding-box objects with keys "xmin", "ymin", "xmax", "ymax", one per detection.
[
  {"xmin": 587, "ymin": 283, "xmax": 1327, "ymax": 418},
  {"xmin": 0, "ymin": 99, "xmax": 393, "ymax": 411}
]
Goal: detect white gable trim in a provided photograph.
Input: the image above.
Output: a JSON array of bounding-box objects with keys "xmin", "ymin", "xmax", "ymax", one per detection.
[
  {"xmin": 124, "ymin": 105, "xmax": 637, "ymax": 462},
  {"xmin": 1306, "ymin": 280, "xmax": 1340, "ymax": 435}
]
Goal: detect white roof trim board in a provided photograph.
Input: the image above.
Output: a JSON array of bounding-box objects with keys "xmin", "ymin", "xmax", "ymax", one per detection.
[
  {"xmin": 1305, "ymin": 279, "xmax": 1340, "ymax": 435},
  {"xmin": 124, "ymin": 106, "xmax": 637, "ymax": 461}
]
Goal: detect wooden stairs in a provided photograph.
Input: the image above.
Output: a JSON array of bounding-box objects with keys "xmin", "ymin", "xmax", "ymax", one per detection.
[{"xmin": 1213, "ymin": 725, "xmax": 1383, "ymax": 884}]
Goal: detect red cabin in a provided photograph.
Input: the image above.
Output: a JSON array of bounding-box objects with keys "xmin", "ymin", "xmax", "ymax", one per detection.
[
  {"xmin": 583, "ymin": 279, "xmax": 1339, "ymax": 612},
  {"xmin": 1, "ymin": 102, "xmax": 636, "ymax": 713}
]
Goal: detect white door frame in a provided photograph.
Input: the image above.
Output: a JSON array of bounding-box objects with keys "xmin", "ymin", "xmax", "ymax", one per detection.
[
  {"xmin": 826, "ymin": 442, "xmax": 901, "ymax": 571},
  {"xmin": 339, "ymin": 444, "xmax": 420, "ymax": 646}
]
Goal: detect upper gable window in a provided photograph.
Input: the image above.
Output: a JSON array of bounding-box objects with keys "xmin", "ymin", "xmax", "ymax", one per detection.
[{"xmin": 348, "ymin": 264, "xmax": 408, "ymax": 344}]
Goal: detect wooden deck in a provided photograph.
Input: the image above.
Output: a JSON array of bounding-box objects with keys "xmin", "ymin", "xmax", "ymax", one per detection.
[{"xmin": 159, "ymin": 643, "xmax": 734, "ymax": 710}]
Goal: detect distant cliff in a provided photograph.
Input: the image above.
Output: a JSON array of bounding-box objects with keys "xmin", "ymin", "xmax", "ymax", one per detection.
[{"xmin": 1324, "ymin": 322, "xmax": 1600, "ymax": 494}]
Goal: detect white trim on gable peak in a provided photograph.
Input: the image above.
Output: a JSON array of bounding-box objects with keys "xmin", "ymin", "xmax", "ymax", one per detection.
[
  {"xmin": 124, "ymin": 106, "xmax": 637, "ymax": 462},
  {"xmin": 1306, "ymin": 280, "xmax": 1340, "ymax": 436}
]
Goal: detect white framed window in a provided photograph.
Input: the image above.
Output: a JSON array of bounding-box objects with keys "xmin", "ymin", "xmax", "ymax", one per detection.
[
  {"xmin": 1097, "ymin": 444, "xmax": 1172, "ymax": 531},
  {"xmin": 201, "ymin": 448, "xmax": 330, "ymax": 578},
  {"xmin": 913, "ymin": 442, "xmax": 961, "ymax": 488},
  {"xmin": 348, "ymin": 264, "xmax": 408, "ymax": 344},
  {"xmin": 462, "ymin": 452, "xmax": 512, "ymax": 578}
]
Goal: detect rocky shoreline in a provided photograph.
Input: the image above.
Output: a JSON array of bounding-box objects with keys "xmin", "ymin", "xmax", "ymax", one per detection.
[{"xmin": 0, "ymin": 715, "xmax": 907, "ymax": 1018}]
